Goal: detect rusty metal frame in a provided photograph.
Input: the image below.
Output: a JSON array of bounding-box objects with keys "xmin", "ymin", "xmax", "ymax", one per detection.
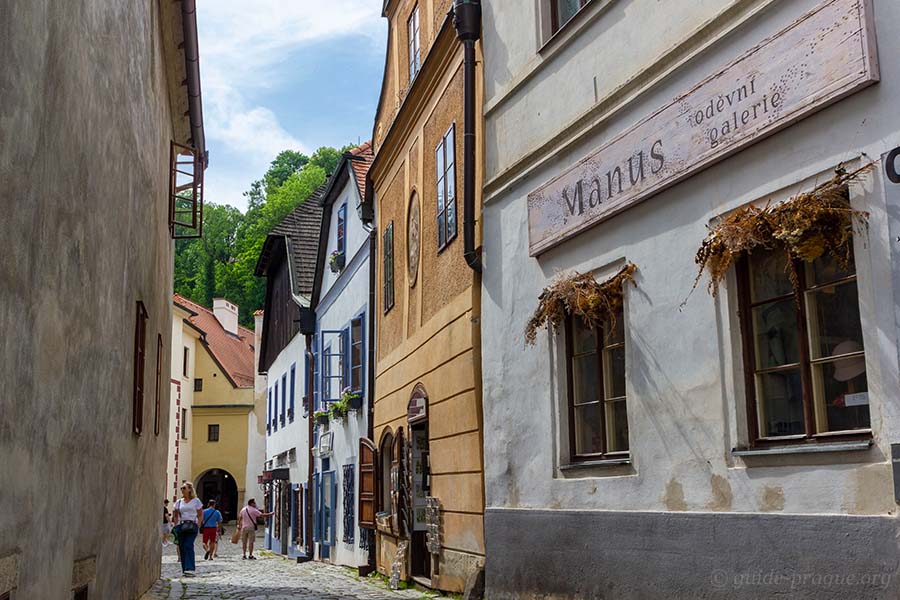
[{"xmin": 169, "ymin": 141, "xmax": 204, "ymax": 239}]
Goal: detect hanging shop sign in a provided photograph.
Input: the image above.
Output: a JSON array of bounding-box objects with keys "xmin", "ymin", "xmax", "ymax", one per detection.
[{"xmin": 527, "ymin": 0, "xmax": 878, "ymax": 256}]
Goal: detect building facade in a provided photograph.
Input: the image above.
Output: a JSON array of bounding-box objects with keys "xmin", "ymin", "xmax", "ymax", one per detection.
[
  {"xmin": 480, "ymin": 0, "xmax": 900, "ymax": 598},
  {"xmin": 256, "ymin": 191, "xmax": 325, "ymax": 558},
  {"xmin": 0, "ymin": 1, "xmax": 206, "ymax": 597},
  {"xmin": 168, "ymin": 302, "xmax": 200, "ymax": 501},
  {"xmin": 367, "ymin": 0, "xmax": 487, "ymax": 592},
  {"xmin": 309, "ymin": 143, "xmax": 375, "ymax": 568},
  {"xmin": 172, "ymin": 295, "xmax": 261, "ymax": 522}
]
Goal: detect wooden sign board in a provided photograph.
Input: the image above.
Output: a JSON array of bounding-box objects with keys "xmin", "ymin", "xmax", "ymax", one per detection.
[{"xmin": 527, "ymin": 0, "xmax": 879, "ymax": 256}]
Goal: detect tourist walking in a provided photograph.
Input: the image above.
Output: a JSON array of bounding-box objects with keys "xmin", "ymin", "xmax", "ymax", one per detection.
[
  {"xmin": 173, "ymin": 482, "xmax": 203, "ymax": 577},
  {"xmin": 201, "ymin": 499, "xmax": 224, "ymax": 561},
  {"xmin": 237, "ymin": 498, "xmax": 273, "ymax": 560},
  {"xmin": 161, "ymin": 499, "xmax": 172, "ymax": 546}
]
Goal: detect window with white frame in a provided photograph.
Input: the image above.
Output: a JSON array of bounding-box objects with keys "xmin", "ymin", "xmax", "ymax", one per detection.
[{"xmin": 408, "ymin": 6, "xmax": 421, "ymax": 82}]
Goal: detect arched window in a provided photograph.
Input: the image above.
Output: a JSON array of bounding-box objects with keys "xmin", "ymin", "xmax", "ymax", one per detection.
[{"xmin": 379, "ymin": 430, "xmax": 394, "ymax": 512}]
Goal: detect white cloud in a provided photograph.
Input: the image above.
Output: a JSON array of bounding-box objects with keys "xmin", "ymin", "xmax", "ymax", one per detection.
[{"xmin": 196, "ymin": 0, "xmax": 385, "ymax": 210}]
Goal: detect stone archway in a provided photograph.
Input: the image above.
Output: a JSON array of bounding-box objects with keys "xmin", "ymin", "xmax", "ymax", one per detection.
[{"xmin": 196, "ymin": 468, "xmax": 239, "ymax": 521}]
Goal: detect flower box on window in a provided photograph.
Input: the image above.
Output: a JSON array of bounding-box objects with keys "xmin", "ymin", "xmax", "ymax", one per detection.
[
  {"xmin": 329, "ymin": 250, "xmax": 345, "ymax": 273},
  {"xmin": 342, "ymin": 387, "xmax": 364, "ymax": 411},
  {"xmin": 314, "ymin": 411, "xmax": 329, "ymax": 426}
]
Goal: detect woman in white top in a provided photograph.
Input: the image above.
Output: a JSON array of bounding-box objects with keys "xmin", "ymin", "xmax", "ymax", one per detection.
[{"xmin": 173, "ymin": 482, "xmax": 203, "ymax": 576}]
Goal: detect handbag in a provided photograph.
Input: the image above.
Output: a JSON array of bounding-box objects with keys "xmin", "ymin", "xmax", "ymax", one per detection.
[{"xmin": 180, "ymin": 520, "xmax": 198, "ymax": 535}]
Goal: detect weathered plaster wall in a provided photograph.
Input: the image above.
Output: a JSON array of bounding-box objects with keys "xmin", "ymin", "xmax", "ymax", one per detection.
[
  {"xmin": 0, "ymin": 1, "xmax": 178, "ymax": 597},
  {"xmin": 480, "ymin": 0, "xmax": 900, "ymax": 596}
]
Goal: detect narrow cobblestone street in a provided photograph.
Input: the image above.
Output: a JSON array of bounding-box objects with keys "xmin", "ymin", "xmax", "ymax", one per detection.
[{"xmin": 141, "ymin": 533, "xmax": 432, "ymax": 600}]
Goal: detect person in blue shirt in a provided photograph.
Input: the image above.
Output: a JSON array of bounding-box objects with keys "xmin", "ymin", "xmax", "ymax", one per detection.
[{"xmin": 200, "ymin": 499, "xmax": 224, "ymax": 561}]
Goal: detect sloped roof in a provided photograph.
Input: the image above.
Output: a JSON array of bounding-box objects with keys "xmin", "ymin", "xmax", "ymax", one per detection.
[
  {"xmin": 347, "ymin": 141, "xmax": 374, "ymax": 200},
  {"xmin": 256, "ymin": 184, "xmax": 327, "ymax": 299},
  {"xmin": 173, "ymin": 294, "xmax": 255, "ymax": 388}
]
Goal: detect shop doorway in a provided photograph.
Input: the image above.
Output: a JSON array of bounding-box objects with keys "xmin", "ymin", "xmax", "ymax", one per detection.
[
  {"xmin": 407, "ymin": 384, "xmax": 431, "ymax": 584},
  {"xmin": 196, "ymin": 468, "xmax": 238, "ymax": 521}
]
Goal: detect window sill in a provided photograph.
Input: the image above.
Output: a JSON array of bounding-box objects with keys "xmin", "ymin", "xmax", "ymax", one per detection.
[
  {"xmin": 560, "ymin": 456, "xmax": 631, "ymax": 470},
  {"xmin": 732, "ymin": 440, "xmax": 872, "ymax": 457}
]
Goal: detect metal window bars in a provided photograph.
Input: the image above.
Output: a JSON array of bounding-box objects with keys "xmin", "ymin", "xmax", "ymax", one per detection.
[{"xmin": 169, "ymin": 141, "xmax": 204, "ymax": 239}]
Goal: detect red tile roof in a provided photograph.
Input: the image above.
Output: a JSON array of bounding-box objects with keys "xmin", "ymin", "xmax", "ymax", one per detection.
[
  {"xmin": 173, "ymin": 294, "xmax": 255, "ymax": 388},
  {"xmin": 348, "ymin": 141, "xmax": 374, "ymax": 200}
]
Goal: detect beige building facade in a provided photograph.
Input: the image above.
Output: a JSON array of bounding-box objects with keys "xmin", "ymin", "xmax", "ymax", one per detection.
[{"xmin": 367, "ymin": 0, "xmax": 486, "ymax": 593}]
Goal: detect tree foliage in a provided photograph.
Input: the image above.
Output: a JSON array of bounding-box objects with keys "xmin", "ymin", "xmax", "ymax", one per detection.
[{"xmin": 174, "ymin": 145, "xmax": 347, "ymax": 327}]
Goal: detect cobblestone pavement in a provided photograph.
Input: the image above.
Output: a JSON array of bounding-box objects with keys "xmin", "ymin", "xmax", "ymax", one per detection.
[{"xmin": 141, "ymin": 532, "xmax": 431, "ymax": 600}]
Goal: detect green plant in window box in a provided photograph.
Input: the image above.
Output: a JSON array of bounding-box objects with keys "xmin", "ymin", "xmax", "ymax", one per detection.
[
  {"xmin": 328, "ymin": 398, "xmax": 349, "ymax": 422},
  {"xmin": 341, "ymin": 386, "xmax": 363, "ymax": 411},
  {"xmin": 329, "ymin": 250, "xmax": 345, "ymax": 273},
  {"xmin": 314, "ymin": 410, "xmax": 329, "ymax": 426}
]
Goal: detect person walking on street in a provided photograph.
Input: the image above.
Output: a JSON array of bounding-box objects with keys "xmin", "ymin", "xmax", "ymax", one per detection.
[
  {"xmin": 173, "ymin": 482, "xmax": 203, "ymax": 577},
  {"xmin": 238, "ymin": 498, "xmax": 273, "ymax": 560},
  {"xmin": 201, "ymin": 499, "xmax": 223, "ymax": 561},
  {"xmin": 162, "ymin": 499, "xmax": 172, "ymax": 547}
]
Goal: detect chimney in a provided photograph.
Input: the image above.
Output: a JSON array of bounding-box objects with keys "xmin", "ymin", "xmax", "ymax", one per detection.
[{"xmin": 213, "ymin": 298, "xmax": 239, "ymax": 335}]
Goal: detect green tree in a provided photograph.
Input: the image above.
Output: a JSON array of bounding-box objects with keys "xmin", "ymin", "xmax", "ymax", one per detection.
[{"xmin": 174, "ymin": 145, "xmax": 345, "ymax": 327}]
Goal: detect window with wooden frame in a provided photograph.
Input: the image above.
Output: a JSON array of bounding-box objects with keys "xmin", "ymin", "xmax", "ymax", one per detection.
[
  {"xmin": 169, "ymin": 141, "xmax": 204, "ymax": 239},
  {"xmin": 181, "ymin": 408, "xmax": 188, "ymax": 440},
  {"xmin": 132, "ymin": 301, "xmax": 148, "ymax": 436},
  {"xmin": 737, "ymin": 247, "xmax": 869, "ymax": 445},
  {"xmin": 154, "ymin": 334, "xmax": 163, "ymax": 436},
  {"xmin": 182, "ymin": 347, "xmax": 189, "ymax": 378},
  {"xmin": 436, "ymin": 124, "xmax": 457, "ymax": 251},
  {"xmin": 408, "ymin": 5, "xmax": 421, "ymax": 82},
  {"xmin": 379, "ymin": 430, "xmax": 394, "ymax": 514},
  {"xmin": 267, "ymin": 387, "xmax": 272, "ymax": 435},
  {"xmin": 208, "ymin": 424, "xmax": 220, "ymax": 442},
  {"xmin": 274, "ymin": 381, "xmax": 279, "ymax": 431},
  {"xmin": 281, "ymin": 373, "xmax": 287, "ymax": 426},
  {"xmin": 550, "ymin": 0, "xmax": 591, "ymax": 35},
  {"xmin": 383, "ymin": 221, "xmax": 395, "ymax": 313},
  {"xmin": 194, "ymin": 378, "xmax": 203, "ymax": 392},
  {"xmin": 565, "ymin": 308, "xmax": 628, "ymax": 460},
  {"xmin": 350, "ymin": 315, "xmax": 364, "ymax": 394}
]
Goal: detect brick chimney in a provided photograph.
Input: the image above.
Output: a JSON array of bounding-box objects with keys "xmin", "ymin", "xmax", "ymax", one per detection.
[{"xmin": 213, "ymin": 298, "xmax": 239, "ymax": 335}]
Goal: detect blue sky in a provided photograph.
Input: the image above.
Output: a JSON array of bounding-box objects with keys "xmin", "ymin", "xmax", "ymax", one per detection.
[{"xmin": 197, "ymin": 1, "xmax": 387, "ymax": 211}]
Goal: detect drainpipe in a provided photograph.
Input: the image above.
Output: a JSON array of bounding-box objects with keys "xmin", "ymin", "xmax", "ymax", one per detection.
[
  {"xmin": 453, "ymin": 0, "xmax": 483, "ymax": 273},
  {"xmin": 180, "ymin": 0, "xmax": 207, "ymax": 167},
  {"xmin": 304, "ymin": 334, "xmax": 314, "ymax": 562}
]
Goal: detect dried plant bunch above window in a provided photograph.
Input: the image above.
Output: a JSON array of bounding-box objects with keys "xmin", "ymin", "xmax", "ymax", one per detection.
[
  {"xmin": 525, "ymin": 264, "xmax": 637, "ymax": 346},
  {"xmin": 693, "ymin": 163, "xmax": 872, "ymax": 296}
]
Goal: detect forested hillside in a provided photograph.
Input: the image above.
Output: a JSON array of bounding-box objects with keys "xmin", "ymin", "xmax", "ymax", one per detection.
[{"xmin": 174, "ymin": 146, "xmax": 350, "ymax": 327}]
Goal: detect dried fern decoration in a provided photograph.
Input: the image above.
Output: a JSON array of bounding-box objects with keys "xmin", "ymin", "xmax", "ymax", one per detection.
[
  {"xmin": 693, "ymin": 163, "xmax": 872, "ymax": 296},
  {"xmin": 525, "ymin": 263, "xmax": 637, "ymax": 345}
]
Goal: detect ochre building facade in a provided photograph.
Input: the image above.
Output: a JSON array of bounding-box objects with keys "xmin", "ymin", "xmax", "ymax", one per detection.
[{"xmin": 366, "ymin": 0, "xmax": 486, "ymax": 593}]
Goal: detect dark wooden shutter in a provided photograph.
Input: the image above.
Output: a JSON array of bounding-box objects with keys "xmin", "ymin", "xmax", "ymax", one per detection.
[
  {"xmin": 154, "ymin": 333, "xmax": 163, "ymax": 436},
  {"xmin": 359, "ymin": 437, "xmax": 377, "ymax": 529},
  {"xmin": 393, "ymin": 427, "xmax": 407, "ymax": 537},
  {"xmin": 132, "ymin": 301, "xmax": 148, "ymax": 435}
]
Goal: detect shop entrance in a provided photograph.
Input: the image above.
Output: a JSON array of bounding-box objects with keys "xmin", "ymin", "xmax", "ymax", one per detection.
[
  {"xmin": 407, "ymin": 384, "xmax": 431, "ymax": 583},
  {"xmin": 196, "ymin": 468, "xmax": 238, "ymax": 521}
]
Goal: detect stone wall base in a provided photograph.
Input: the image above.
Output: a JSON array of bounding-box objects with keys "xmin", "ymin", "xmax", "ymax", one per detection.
[{"xmin": 485, "ymin": 508, "xmax": 900, "ymax": 599}]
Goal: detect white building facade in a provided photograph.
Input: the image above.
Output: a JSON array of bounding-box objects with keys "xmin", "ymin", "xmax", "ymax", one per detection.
[
  {"xmin": 480, "ymin": 0, "xmax": 900, "ymax": 598},
  {"xmin": 310, "ymin": 144, "xmax": 374, "ymax": 568}
]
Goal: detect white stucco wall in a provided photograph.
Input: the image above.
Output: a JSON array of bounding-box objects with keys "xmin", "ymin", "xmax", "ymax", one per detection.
[
  {"xmin": 481, "ymin": 0, "xmax": 900, "ymax": 517},
  {"xmin": 246, "ymin": 313, "xmax": 268, "ymax": 507},
  {"xmin": 266, "ymin": 330, "xmax": 310, "ymax": 488},
  {"xmin": 315, "ymin": 173, "xmax": 371, "ymax": 568}
]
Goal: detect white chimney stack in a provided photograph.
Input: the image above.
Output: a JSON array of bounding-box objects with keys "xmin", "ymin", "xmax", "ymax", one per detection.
[{"xmin": 213, "ymin": 298, "xmax": 239, "ymax": 335}]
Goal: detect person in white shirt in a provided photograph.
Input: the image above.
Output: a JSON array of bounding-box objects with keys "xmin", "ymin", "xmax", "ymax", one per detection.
[{"xmin": 172, "ymin": 482, "xmax": 203, "ymax": 576}]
